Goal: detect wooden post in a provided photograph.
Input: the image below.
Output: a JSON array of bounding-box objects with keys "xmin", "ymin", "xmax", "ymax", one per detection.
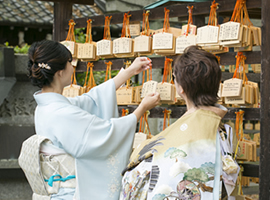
[
  {"xmin": 53, "ymin": 2, "xmax": 72, "ymax": 41},
  {"xmin": 260, "ymin": 0, "xmax": 270, "ymax": 199}
]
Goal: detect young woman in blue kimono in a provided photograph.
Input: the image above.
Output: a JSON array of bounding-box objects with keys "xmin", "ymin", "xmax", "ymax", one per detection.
[
  {"xmin": 27, "ymin": 40, "xmax": 160, "ymax": 200},
  {"xmin": 120, "ymin": 46, "xmax": 229, "ymax": 200}
]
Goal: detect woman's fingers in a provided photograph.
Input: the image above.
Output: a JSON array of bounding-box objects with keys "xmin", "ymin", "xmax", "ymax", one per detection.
[{"xmin": 129, "ymin": 57, "xmax": 152, "ymax": 75}]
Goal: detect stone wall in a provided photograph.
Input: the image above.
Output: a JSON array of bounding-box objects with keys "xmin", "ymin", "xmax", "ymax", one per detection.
[
  {"xmin": 0, "ymin": 52, "xmax": 34, "ymax": 200},
  {"xmin": 0, "ymin": 54, "xmax": 37, "ymax": 126}
]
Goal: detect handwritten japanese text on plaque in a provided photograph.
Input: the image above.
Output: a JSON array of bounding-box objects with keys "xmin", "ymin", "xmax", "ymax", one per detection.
[
  {"xmin": 153, "ymin": 33, "xmax": 173, "ymax": 50},
  {"xmin": 175, "ymin": 35, "xmax": 197, "ymax": 54},
  {"xmin": 219, "ymin": 22, "xmax": 240, "ymax": 41},
  {"xmin": 113, "ymin": 38, "xmax": 132, "ymax": 54},
  {"xmin": 157, "ymin": 83, "xmax": 174, "ymax": 101},
  {"xmin": 197, "ymin": 26, "xmax": 219, "ymax": 44},
  {"xmin": 134, "ymin": 35, "xmax": 151, "ymax": 52},
  {"xmin": 221, "ymin": 78, "xmax": 243, "ymax": 97},
  {"xmin": 141, "ymin": 81, "xmax": 158, "ymax": 98},
  {"xmin": 77, "ymin": 44, "xmax": 95, "ymax": 59},
  {"xmin": 116, "ymin": 87, "xmax": 135, "ymax": 104},
  {"xmin": 97, "ymin": 40, "xmax": 112, "ymax": 56},
  {"xmin": 129, "ymin": 24, "xmax": 141, "ymax": 36},
  {"xmin": 84, "ymin": 44, "xmax": 95, "ymax": 58},
  {"xmin": 225, "ymin": 87, "xmax": 245, "ymax": 104}
]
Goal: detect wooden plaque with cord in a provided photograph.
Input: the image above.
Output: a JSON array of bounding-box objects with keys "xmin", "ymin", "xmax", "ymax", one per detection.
[{"xmin": 61, "ymin": 19, "xmax": 77, "ymax": 58}]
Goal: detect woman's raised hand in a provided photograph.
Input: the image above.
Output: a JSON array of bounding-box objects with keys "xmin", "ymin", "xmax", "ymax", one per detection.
[
  {"xmin": 140, "ymin": 92, "xmax": 160, "ymax": 111},
  {"xmin": 133, "ymin": 92, "xmax": 160, "ymax": 121},
  {"xmin": 128, "ymin": 57, "xmax": 152, "ymax": 76},
  {"xmin": 113, "ymin": 57, "xmax": 152, "ymax": 91}
]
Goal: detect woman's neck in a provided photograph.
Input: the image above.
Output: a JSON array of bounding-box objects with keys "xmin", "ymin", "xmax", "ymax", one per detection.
[
  {"xmin": 183, "ymin": 99, "xmax": 198, "ymax": 116},
  {"xmin": 41, "ymin": 82, "xmax": 63, "ymax": 94}
]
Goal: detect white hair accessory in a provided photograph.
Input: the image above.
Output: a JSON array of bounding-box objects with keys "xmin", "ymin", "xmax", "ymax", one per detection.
[{"xmin": 38, "ymin": 63, "xmax": 51, "ymax": 70}]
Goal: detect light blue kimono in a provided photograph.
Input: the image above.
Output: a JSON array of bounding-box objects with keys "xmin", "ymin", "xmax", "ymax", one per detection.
[{"xmin": 33, "ymin": 79, "xmax": 137, "ymax": 200}]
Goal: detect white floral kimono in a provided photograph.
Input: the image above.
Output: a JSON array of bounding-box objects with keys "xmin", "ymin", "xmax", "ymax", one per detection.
[
  {"xmin": 120, "ymin": 105, "xmax": 228, "ymax": 200},
  {"xmin": 33, "ymin": 79, "xmax": 137, "ymax": 200}
]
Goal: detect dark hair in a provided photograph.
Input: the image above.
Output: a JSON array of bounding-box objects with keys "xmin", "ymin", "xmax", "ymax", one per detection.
[
  {"xmin": 173, "ymin": 45, "xmax": 221, "ymax": 107},
  {"xmin": 28, "ymin": 40, "xmax": 72, "ymax": 88}
]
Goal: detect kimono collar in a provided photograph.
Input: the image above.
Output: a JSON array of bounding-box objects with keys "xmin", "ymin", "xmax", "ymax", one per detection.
[
  {"xmin": 34, "ymin": 91, "xmax": 71, "ymax": 106},
  {"xmin": 199, "ymin": 104, "xmax": 227, "ymax": 119}
]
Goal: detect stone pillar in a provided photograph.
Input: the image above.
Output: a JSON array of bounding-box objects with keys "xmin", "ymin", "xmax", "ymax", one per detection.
[
  {"xmin": 0, "ymin": 47, "xmax": 15, "ymax": 78},
  {"xmin": 0, "ymin": 47, "xmax": 16, "ymax": 106}
]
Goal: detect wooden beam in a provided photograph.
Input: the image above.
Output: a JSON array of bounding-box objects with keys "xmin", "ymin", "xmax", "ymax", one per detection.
[
  {"xmin": 76, "ymin": 51, "xmax": 262, "ymax": 72},
  {"xmin": 72, "ymin": 0, "xmax": 261, "ymax": 28},
  {"xmin": 219, "ymin": 8, "xmax": 262, "ymax": 19},
  {"xmin": 225, "ymin": 107, "xmax": 260, "ymax": 120},
  {"xmin": 32, "ymin": 0, "xmax": 94, "ymax": 5},
  {"xmin": 221, "ymin": 72, "xmax": 260, "ymax": 82},
  {"xmin": 260, "ymin": 0, "xmax": 270, "ymax": 199},
  {"xmin": 219, "ymin": 51, "xmax": 261, "ymax": 65},
  {"xmin": 53, "ymin": 2, "xmax": 72, "ymax": 41},
  {"xmin": 0, "ymin": 22, "xmax": 52, "ymax": 29},
  {"xmin": 241, "ymin": 163, "xmax": 259, "ymax": 178},
  {"xmin": 193, "ymin": 15, "xmax": 206, "ymax": 28},
  {"xmin": 117, "ymin": 106, "xmax": 260, "ymax": 120}
]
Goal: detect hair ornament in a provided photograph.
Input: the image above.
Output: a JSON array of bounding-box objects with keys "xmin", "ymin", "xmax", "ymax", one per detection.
[{"xmin": 38, "ymin": 63, "xmax": 51, "ymax": 70}]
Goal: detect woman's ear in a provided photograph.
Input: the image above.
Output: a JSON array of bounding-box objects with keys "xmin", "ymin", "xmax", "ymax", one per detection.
[
  {"xmin": 56, "ymin": 70, "xmax": 63, "ymax": 77},
  {"xmin": 178, "ymin": 84, "xmax": 184, "ymax": 94},
  {"xmin": 178, "ymin": 84, "xmax": 187, "ymax": 102}
]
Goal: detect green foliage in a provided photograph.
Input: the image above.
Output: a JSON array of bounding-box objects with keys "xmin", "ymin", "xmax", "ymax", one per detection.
[
  {"xmin": 75, "ymin": 28, "xmax": 86, "ymax": 43},
  {"xmin": 14, "ymin": 44, "xmax": 30, "ymax": 54},
  {"xmin": 76, "ymin": 70, "xmax": 119, "ymax": 86},
  {"xmin": 183, "ymin": 168, "xmax": 209, "ymax": 183},
  {"xmin": 3, "ymin": 42, "xmax": 30, "ymax": 54},
  {"xmin": 132, "ymin": 82, "xmax": 140, "ymax": 87}
]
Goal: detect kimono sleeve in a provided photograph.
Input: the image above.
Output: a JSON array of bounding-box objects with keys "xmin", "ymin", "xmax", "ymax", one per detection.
[
  {"xmin": 52, "ymin": 105, "xmax": 137, "ymax": 159},
  {"xmin": 68, "ymin": 79, "xmax": 118, "ymax": 120}
]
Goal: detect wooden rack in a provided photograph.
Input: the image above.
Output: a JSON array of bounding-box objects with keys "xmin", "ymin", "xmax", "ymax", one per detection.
[{"xmin": 56, "ymin": 0, "xmax": 269, "ymax": 198}]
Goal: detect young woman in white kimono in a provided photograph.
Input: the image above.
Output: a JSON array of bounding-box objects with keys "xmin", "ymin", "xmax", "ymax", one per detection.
[
  {"xmin": 26, "ymin": 40, "xmax": 160, "ymax": 200},
  {"xmin": 120, "ymin": 46, "xmax": 233, "ymax": 200}
]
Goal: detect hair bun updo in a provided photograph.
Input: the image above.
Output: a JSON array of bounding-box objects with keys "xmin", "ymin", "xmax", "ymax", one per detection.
[{"xmin": 27, "ymin": 40, "xmax": 72, "ymax": 88}]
